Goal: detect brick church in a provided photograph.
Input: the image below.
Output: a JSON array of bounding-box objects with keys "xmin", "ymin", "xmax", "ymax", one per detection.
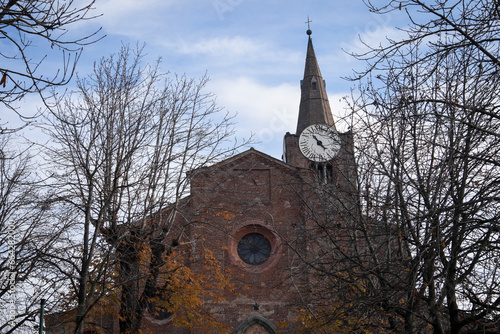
[
  {"xmin": 47, "ymin": 29, "xmax": 358, "ymax": 334},
  {"xmin": 150, "ymin": 29, "xmax": 358, "ymax": 333}
]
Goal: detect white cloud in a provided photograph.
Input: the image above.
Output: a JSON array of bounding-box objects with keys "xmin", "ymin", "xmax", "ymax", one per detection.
[
  {"xmin": 177, "ymin": 36, "xmax": 264, "ymax": 58},
  {"xmin": 209, "ymin": 76, "xmax": 299, "ymax": 157},
  {"xmin": 341, "ymin": 25, "xmax": 408, "ymax": 60},
  {"xmin": 211, "ymin": 76, "xmax": 298, "ymax": 128},
  {"xmin": 97, "ymin": 0, "xmax": 177, "ymax": 17},
  {"xmin": 154, "ymin": 36, "xmax": 303, "ymax": 88},
  {"xmin": 92, "ymin": 0, "xmax": 181, "ymax": 37},
  {"xmin": 209, "ymin": 77, "xmax": 351, "ymax": 158},
  {"xmin": 166, "ymin": 35, "xmax": 302, "ymax": 68}
]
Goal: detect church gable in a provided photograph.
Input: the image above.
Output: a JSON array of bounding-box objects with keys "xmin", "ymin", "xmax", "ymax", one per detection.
[
  {"xmin": 189, "ymin": 148, "xmax": 301, "ymax": 208},
  {"xmin": 192, "ymin": 147, "xmax": 298, "ymax": 175}
]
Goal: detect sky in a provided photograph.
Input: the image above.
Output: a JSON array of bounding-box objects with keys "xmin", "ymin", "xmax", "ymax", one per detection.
[{"xmin": 13, "ymin": 0, "xmax": 409, "ymax": 159}]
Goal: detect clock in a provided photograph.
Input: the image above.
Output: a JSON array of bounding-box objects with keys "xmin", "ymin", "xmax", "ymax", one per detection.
[{"xmin": 299, "ymin": 124, "xmax": 341, "ymax": 162}]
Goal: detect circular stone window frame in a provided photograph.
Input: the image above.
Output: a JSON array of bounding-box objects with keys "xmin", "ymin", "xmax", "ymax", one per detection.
[
  {"xmin": 228, "ymin": 221, "xmax": 282, "ymax": 273},
  {"xmin": 145, "ymin": 295, "xmax": 173, "ymax": 325}
]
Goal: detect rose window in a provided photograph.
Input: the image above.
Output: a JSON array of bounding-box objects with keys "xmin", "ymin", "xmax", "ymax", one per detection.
[{"xmin": 237, "ymin": 233, "xmax": 271, "ymax": 265}]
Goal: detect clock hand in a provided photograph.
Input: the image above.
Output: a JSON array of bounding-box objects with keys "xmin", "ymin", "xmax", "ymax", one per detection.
[{"xmin": 312, "ymin": 135, "xmax": 327, "ymax": 149}]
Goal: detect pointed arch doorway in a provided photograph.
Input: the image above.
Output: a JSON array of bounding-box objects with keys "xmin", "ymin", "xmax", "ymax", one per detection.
[{"xmin": 235, "ymin": 315, "xmax": 277, "ymax": 334}]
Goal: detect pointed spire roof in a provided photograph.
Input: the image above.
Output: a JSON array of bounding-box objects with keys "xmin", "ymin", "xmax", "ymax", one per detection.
[{"xmin": 296, "ymin": 30, "xmax": 335, "ymax": 135}]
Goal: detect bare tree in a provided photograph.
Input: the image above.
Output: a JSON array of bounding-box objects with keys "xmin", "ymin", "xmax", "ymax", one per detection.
[
  {"xmin": 352, "ymin": 0, "xmax": 500, "ymax": 82},
  {"xmin": 349, "ymin": 0, "xmax": 500, "ymax": 138},
  {"xmin": 288, "ymin": 1, "xmax": 500, "ymax": 333},
  {"xmin": 42, "ymin": 44, "xmax": 250, "ymax": 334},
  {"xmin": 0, "ymin": 2, "xmax": 101, "ymax": 329},
  {"xmin": 0, "ymin": 136, "xmax": 66, "ymax": 334},
  {"xmin": 325, "ymin": 1, "xmax": 500, "ymax": 332},
  {"xmin": 349, "ymin": 48, "xmax": 500, "ymax": 333},
  {"xmin": 0, "ymin": 0, "xmax": 102, "ymax": 120},
  {"xmin": 293, "ymin": 54, "xmax": 500, "ymax": 333}
]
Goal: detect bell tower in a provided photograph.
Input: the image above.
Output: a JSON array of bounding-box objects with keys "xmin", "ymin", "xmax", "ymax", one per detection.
[
  {"xmin": 284, "ymin": 27, "xmax": 356, "ymax": 190},
  {"xmin": 284, "ymin": 28, "xmax": 337, "ymax": 168},
  {"xmin": 296, "ymin": 28, "xmax": 335, "ymax": 135}
]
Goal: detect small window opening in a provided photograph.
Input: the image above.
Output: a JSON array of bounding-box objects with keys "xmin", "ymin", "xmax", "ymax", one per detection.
[
  {"xmin": 311, "ymin": 76, "xmax": 318, "ymax": 90},
  {"xmin": 309, "ymin": 162, "xmax": 334, "ymax": 184}
]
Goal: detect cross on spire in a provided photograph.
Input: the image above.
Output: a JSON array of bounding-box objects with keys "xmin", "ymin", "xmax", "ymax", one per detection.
[{"xmin": 305, "ymin": 16, "xmax": 312, "ymax": 35}]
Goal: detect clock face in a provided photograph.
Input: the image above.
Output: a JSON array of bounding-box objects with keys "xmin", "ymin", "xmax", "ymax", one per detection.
[{"xmin": 299, "ymin": 124, "xmax": 341, "ymax": 162}]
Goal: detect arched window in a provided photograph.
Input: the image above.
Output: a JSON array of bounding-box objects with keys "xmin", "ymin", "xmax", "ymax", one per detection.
[
  {"xmin": 236, "ymin": 315, "xmax": 277, "ymax": 334},
  {"xmin": 310, "ymin": 162, "xmax": 335, "ymax": 184},
  {"xmin": 311, "ymin": 76, "xmax": 318, "ymax": 90}
]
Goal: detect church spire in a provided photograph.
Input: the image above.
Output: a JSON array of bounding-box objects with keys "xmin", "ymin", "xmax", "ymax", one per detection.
[{"xmin": 296, "ymin": 29, "xmax": 335, "ymax": 135}]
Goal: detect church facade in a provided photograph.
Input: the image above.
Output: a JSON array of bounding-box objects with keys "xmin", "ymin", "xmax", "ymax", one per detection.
[{"xmin": 151, "ymin": 30, "xmax": 359, "ymax": 333}]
